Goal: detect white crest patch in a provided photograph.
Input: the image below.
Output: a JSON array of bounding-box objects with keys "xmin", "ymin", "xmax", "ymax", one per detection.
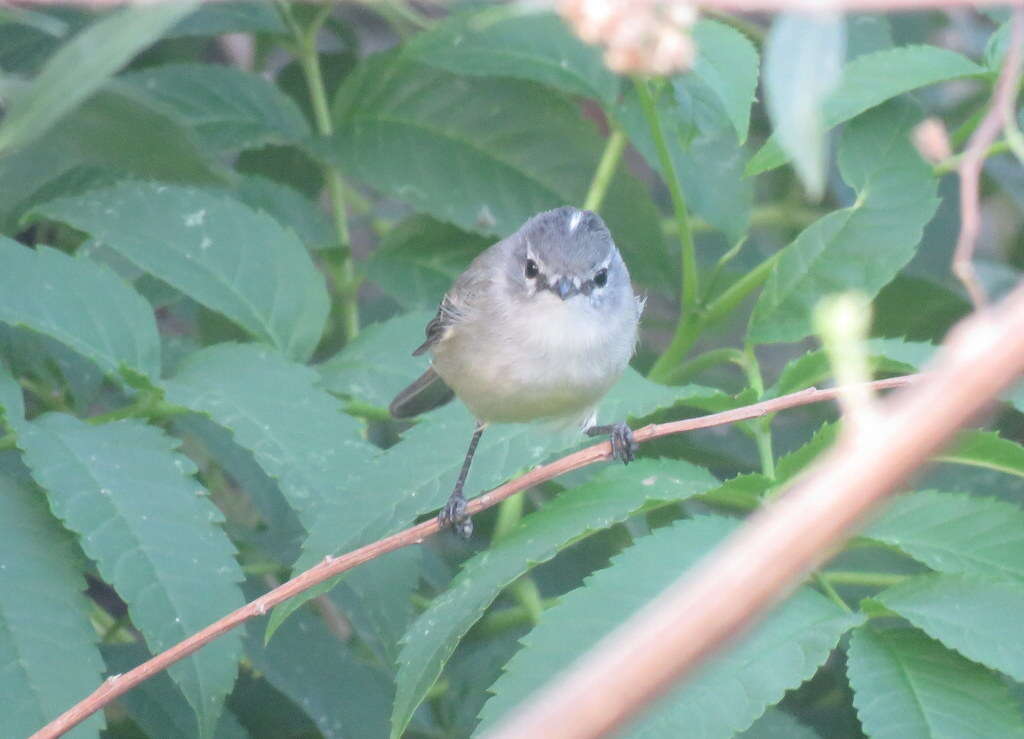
[{"xmin": 567, "ymin": 209, "xmax": 583, "ymax": 233}]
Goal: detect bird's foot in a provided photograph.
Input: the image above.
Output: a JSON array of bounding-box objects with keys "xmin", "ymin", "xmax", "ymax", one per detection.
[
  {"xmin": 439, "ymin": 493, "xmax": 473, "ymax": 539},
  {"xmin": 586, "ymin": 421, "xmax": 638, "ymax": 464}
]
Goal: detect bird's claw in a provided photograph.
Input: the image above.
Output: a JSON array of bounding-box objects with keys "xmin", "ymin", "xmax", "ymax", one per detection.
[
  {"xmin": 609, "ymin": 422, "xmax": 638, "ymax": 464},
  {"xmin": 439, "ymin": 495, "xmax": 473, "ymax": 539}
]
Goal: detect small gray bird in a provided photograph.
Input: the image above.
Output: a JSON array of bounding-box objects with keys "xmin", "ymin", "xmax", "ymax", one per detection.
[{"xmin": 389, "ymin": 206, "xmax": 643, "ymax": 537}]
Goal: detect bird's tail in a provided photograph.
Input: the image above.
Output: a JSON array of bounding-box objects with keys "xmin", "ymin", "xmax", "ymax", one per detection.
[{"xmin": 389, "ymin": 367, "xmax": 455, "ymax": 418}]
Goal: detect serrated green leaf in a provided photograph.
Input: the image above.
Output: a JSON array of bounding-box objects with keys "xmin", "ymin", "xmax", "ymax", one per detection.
[
  {"xmin": 243, "ymin": 583, "xmax": 392, "ymax": 739},
  {"xmin": 774, "ymin": 423, "xmax": 839, "ymax": 482},
  {"xmin": 0, "ymin": 236, "xmax": 161, "ymax": 382},
  {"xmin": 763, "ymin": 11, "xmax": 845, "ymax": 198},
  {"xmin": 748, "ymin": 45, "xmax": 985, "ymax": 176},
  {"xmin": 690, "ymin": 20, "xmax": 759, "ymax": 144},
  {"xmin": 0, "ymin": 473, "xmax": 105, "ymax": 739},
  {"xmin": 31, "ymin": 183, "xmax": 329, "ymax": 361},
  {"xmin": 478, "ymin": 516, "xmax": 862, "ymax": 736},
  {"xmin": 747, "ymin": 102, "xmax": 939, "ymax": 345},
  {"xmin": 0, "ymin": 1, "xmax": 200, "ymax": 155},
  {"xmin": 234, "ymin": 175, "xmax": 334, "ymax": 251},
  {"xmin": 317, "ymin": 309, "xmax": 437, "ymax": 410},
  {"xmin": 166, "ymin": 1, "xmax": 286, "ymax": 38},
  {"xmin": 164, "ymin": 343, "xmax": 374, "ymax": 530},
  {"xmin": 865, "ymin": 490, "xmax": 1024, "ymax": 583},
  {"xmin": 847, "ymin": 626, "xmax": 1024, "ymax": 739},
  {"xmin": 122, "ymin": 63, "xmax": 310, "ymax": 153},
  {"xmin": 330, "ymin": 52, "xmax": 670, "ymax": 289},
  {"xmin": 16, "ymin": 415, "xmax": 244, "ymax": 739},
  {"xmin": 391, "ymin": 460, "xmax": 719, "ymax": 738},
  {"xmin": 937, "ymin": 430, "xmax": 1024, "ymax": 479},
  {"xmin": 405, "ymin": 9, "xmax": 618, "ymax": 104},
  {"xmin": 876, "ymin": 573, "xmax": 1024, "ymax": 682},
  {"xmin": 366, "ymin": 215, "xmax": 489, "ymax": 311}
]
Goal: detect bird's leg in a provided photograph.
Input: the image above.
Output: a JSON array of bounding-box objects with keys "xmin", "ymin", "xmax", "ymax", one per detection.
[
  {"xmin": 586, "ymin": 421, "xmax": 638, "ymax": 464},
  {"xmin": 439, "ymin": 421, "xmax": 486, "ymax": 538}
]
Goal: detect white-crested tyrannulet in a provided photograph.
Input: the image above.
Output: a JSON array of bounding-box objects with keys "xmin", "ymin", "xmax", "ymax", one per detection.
[{"xmin": 390, "ymin": 206, "xmax": 643, "ymax": 537}]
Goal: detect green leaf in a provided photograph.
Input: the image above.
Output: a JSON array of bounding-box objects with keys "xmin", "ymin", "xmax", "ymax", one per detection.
[
  {"xmin": 163, "ymin": 343, "xmax": 374, "ymax": 530},
  {"xmin": 16, "ymin": 415, "xmax": 245, "ymax": 739},
  {"xmin": 166, "ymin": 1, "xmax": 286, "ymax": 38},
  {"xmin": 317, "ymin": 309, "xmax": 437, "ymax": 410},
  {"xmin": 748, "ymin": 45, "xmax": 985, "ymax": 176},
  {"xmin": 478, "ymin": 516, "xmax": 862, "ymax": 736},
  {"xmin": 865, "ymin": 490, "xmax": 1024, "ymax": 583},
  {"xmin": 847, "ymin": 627, "xmax": 1024, "ymax": 739},
  {"xmin": 747, "ymin": 101, "xmax": 939, "ymax": 345},
  {"xmin": 0, "ymin": 473, "xmax": 105, "ymax": 739},
  {"xmin": 365, "ymin": 215, "xmax": 489, "ymax": 311},
  {"xmin": 391, "ymin": 460, "xmax": 719, "ymax": 738},
  {"xmin": 0, "ymin": 83, "xmax": 224, "ymax": 232},
  {"xmin": 243, "ymin": 584, "xmax": 392, "ymax": 739},
  {"xmin": 937, "ymin": 431, "xmax": 1024, "ymax": 479},
  {"xmin": 0, "ymin": 1, "xmax": 200, "ymax": 155},
  {"xmin": 234, "ymin": 175, "xmax": 334, "ymax": 251},
  {"xmin": 31, "ymin": 183, "xmax": 329, "ymax": 361},
  {"xmin": 876, "ymin": 574, "xmax": 1024, "ymax": 682},
  {"xmin": 763, "ymin": 11, "xmax": 845, "ymax": 198},
  {"xmin": 405, "ymin": 9, "xmax": 618, "ymax": 104},
  {"xmin": 0, "ymin": 236, "xmax": 161, "ymax": 383},
  {"xmin": 330, "ymin": 52, "xmax": 670, "ymax": 289},
  {"xmin": 122, "ymin": 63, "xmax": 310, "ymax": 153},
  {"xmin": 690, "ymin": 20, "xmax": 760, "ymax": 144}
]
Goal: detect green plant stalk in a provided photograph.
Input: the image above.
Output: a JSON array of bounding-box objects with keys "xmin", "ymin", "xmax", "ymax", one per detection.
[
  {"xmin": 934, "ymin": 140, "xmax": 1010, "ymax": 175},
  {"xmin": 475, "ymin": 598, "xmax": 561, "ymax": 637},
  {"xmin": 493, "ymin": 491, "xmax": 544, "ymax": 625},
  {"xmin": 663, "ymin": 347, "xmax": 746, "ymax": 384},
  {"xmin": 583, "ymin": 128, "xmax": 627, "ymax": 212},
  {"xmin": 702, "ymin": 250, "xmax": 780, "ymax": 329},
  {"xmin": 814, "ymin": 573, "xmax": 852, "ymax": 613},
  {"xmin": 738, "ymin": 347, "xmax": 776, "ymax": 480},
  {"xmin": 289, "ymin": 2, "xmax": 360, "ymax": 343},
  {"xmin": 636, "ymin": 78, "xmax": 701, "ymax": 383},
  {"xmin": 86, "ymin": 392, "xmax": 183, "ymax": 425}
]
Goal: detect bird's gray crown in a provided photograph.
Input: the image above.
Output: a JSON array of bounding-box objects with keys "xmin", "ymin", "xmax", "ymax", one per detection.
[{"xmin": 520, "ymin": 206, "xmax": 615, "ymax": 275}]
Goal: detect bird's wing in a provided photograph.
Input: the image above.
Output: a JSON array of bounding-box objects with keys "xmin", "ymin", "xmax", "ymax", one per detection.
[{"xmin": 412, "ymin": 293, "xmax": 463, "ymax": 356}]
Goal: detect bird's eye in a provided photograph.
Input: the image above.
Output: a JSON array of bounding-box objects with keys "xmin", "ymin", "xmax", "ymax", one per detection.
[
  {"xmin": 525, "ymin": 259, "xmax": 540, "ymax": 279},
  {"xmin": 594, "ymin": 268, "xmax": 608, "ymax": 288}
]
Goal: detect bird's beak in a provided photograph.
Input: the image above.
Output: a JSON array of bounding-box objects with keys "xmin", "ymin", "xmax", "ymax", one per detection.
[{"xmin": 552, "ymin": 276, "xmax": 575, "ymax": 300}]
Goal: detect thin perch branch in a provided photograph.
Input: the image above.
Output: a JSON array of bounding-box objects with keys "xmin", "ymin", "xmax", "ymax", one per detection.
[
  {"xmin": 30, "ymin": 375, "xmax": 918, "ymax": 739},
  {"xmin": 953, "ymin": 6, "xmax": 1024, "ymax": 308},
  {"xmin": 483, "ymin": 282, "xmax": 1024, "ymax": 739}
]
